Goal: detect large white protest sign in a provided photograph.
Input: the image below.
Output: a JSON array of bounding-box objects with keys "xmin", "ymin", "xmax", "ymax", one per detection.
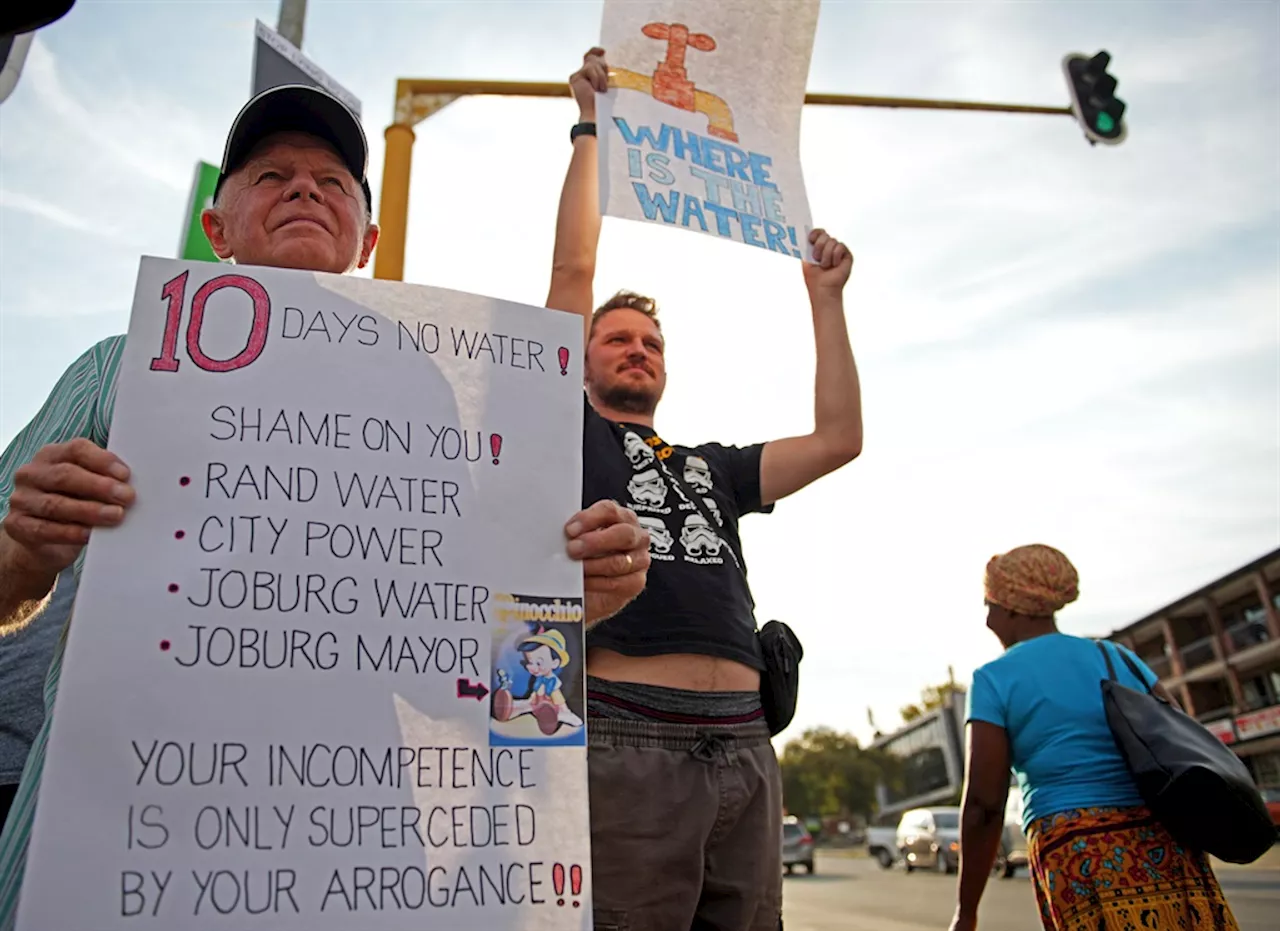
[
  {"xmin": 18, "ymin": 257, "xmax": 592, "ymax": 930},
  {"xmin": 597, "ymin": 0, "xmax": 820, "ymax": 258}
]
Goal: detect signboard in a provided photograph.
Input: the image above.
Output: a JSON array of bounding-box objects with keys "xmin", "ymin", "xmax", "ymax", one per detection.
[
  {"xmin": 178, "ymin": 161, "xmax": 221, "ymax": 263},
  {"xmin": 1235, "ymin": 705, "xmax": 1280, "ymax": 742},
  {"xmin": 596, "ymin": 0, "xmax": 818, "ymax": 258},
  {"xmin": 1203, "ymin": 717, "xmax": 1237, "ymax": 745},
  {"xmin": 252, "ymin": 19, "xmax": 360, "ymax": 116},
  {"xmin": 18, "ymin": 258, "xmax": 591, "ymax": 929}
]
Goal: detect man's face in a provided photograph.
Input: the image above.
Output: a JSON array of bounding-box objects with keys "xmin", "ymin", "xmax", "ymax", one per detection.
[
  {"xmin": 201, "ymin": 131, "xmax": 378, "ymax": 274},
  {"xmin": 585, "ymin": 308, "xmax": 667, "ymax": 416}
]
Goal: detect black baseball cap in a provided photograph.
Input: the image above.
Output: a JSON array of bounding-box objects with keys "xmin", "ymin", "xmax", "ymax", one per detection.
[{"xmin": 215, "ymin": 84, "xmax": 372, "ymax": 215}]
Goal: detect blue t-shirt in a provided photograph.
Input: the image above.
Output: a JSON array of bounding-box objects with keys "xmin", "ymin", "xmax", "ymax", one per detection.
[{"xmin": 966, "ymin": 633, "xmax": 1158, "ymax": 830}]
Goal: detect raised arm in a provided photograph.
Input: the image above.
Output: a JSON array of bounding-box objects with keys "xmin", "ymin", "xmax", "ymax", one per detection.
[
  {"xmin": 758, "ymin": 229, "xmax": 863, "ymax": 505},
  {"xmin": 545, "ymin": 47, "xmax": 608, "ymax": 346}
]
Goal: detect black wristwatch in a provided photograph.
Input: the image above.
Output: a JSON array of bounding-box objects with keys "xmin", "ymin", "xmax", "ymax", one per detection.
[{"xmin": 570, "ymin": 121, "xmax": 597, "ymax": 142}]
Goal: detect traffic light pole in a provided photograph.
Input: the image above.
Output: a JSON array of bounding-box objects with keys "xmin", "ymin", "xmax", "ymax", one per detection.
[
  {"xmin": 372, "ymin": 78, "xmax": 1074, "ymax": 282},
  {"xmin": 276, "ymin": 0, "xmax": 306, "ymax": 48}
]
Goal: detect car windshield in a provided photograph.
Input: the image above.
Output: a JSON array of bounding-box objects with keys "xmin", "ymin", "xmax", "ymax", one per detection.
[
  {"xmin": 932, "ymin": 812, "xmax": 959, "ymax": 829},
  {"xmin": 1262, "ymin": 788, "xmax": 1280, "ymax": 803},
  {"xmin": 783, "ymin": 823, "xmax": 805, "ymax": 839}
]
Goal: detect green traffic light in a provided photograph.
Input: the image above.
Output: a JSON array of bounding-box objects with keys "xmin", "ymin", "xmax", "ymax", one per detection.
[{"xmin": 1096, "ymin": 112, "xmax": 1115, "ymax": 133}]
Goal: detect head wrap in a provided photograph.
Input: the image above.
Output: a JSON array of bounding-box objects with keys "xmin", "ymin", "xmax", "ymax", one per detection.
[{"xmin": 984, "ymin": 544, "xmax": 1079, "ymax": 617}]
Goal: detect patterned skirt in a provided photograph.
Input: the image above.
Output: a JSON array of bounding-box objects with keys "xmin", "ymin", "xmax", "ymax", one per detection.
[{"xmin": 1027, "ymin": 806, "xmax": 1239, "ymax": 931}]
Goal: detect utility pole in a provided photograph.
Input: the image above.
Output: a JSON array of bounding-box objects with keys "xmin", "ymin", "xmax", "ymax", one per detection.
[{"xmin": 277, "ymin": 0, "xmax": 306, "ymax": 48}]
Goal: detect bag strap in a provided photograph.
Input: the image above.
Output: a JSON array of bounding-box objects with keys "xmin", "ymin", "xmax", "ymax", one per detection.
[
  {"xmin": 1097, "ymin": 641, "xmax": 1154, "ymax": 695},
  {"xmin": 1097, "ymin": 640, "xmax": 1118, "ymax": 681},
  {"xmin": 608, "ymin": 421, "xmax": 754, "ymax": 608}
]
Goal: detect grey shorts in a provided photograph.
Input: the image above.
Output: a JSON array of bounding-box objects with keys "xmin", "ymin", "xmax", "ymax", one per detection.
[{"xmin": 587, "ymin": 717, "xmax": 783, "ymax": 931}]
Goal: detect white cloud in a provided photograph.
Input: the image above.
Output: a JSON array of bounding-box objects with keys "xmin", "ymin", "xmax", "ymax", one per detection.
[
  {"xmin": 0, "ymin": 189, "xmax": 122, "ymax": 241},
  {"xmin": 18, "ymin": 37, "xmax": 207, "ymax": 193}
]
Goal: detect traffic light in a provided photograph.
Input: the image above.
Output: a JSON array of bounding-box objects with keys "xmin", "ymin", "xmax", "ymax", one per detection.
[{"xmin": 1062, "ymin": 50, "xmax": 1127, "ymax": 146}]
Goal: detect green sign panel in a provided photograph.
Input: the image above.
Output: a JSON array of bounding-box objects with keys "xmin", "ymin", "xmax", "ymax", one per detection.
[{"xmin": 179, "ymin": 161, "xmax": 221, "ymax": 262}]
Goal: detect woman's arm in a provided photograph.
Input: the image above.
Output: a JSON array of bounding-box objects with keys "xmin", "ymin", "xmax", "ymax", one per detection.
[{"xmin": 950, "ymin": 721, "xmax": 1012, "ymax": 931}]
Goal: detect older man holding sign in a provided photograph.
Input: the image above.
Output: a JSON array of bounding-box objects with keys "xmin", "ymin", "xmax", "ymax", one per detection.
[{"xmin": 0, "ymin": 85, "xmax": 646, "ymax": 929}]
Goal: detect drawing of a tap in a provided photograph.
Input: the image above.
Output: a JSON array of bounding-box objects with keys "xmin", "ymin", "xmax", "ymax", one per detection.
[{"xmin": 609, "ymin": 22, "xmax": 739, "ymax": 142}]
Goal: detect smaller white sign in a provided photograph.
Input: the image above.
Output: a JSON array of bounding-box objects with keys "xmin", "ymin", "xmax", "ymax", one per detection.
[
  {"xmin": 253, "ymin": 20, "xmax": 361, "ymax": 117},
  {"xmin": 596, "ymin": 0, "xmax": 818, "ymax": 259}
]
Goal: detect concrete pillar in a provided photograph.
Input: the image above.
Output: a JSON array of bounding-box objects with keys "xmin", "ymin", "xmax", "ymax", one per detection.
[
  {"xmin": 1202, "ymin": 598, "xmax": 1244, "ymax": 708},
  {"xmin": 374, "ymin": 122, "xmax": 416, "ymax": 282},
  {"xmin": 1255, "ymin": 572, "xmax": 1280, "ymax": 641},
  {"xmin": 1160, "ymin": 617, "xmax": 1184, "ymax": 677}
]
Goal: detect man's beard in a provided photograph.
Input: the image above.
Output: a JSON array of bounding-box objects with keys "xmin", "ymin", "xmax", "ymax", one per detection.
[{"xmin": 594, "ymin": 380, "xmax": 659, "ymax": 416}]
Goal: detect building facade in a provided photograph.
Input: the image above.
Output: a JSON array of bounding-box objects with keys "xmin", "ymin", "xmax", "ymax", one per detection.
[{"xmin": 1108, "ymin": 547, "xmax": 1280, "ymax": 791}]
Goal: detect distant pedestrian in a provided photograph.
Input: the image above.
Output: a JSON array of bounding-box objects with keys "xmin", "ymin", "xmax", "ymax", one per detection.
[{"xmin": 949, "ymin": 544, "xmax": 1238, "ymax": 931}]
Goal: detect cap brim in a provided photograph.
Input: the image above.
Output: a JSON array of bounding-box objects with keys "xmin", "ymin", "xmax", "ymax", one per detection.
[{"xmin": 217, "ymin": 84, "xmax": 371, "ymax": 212}]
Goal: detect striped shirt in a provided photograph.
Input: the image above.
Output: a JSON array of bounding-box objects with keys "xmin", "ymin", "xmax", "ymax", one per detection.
[{"xmin": 0, "ymin": 336, "xmax": 125, "ymax": 929}]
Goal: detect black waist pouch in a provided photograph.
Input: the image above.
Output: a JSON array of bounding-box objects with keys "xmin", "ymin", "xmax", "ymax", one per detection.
[{"xmin": 759, "ymin": 620, "xmax": 803, "ymax": 736}]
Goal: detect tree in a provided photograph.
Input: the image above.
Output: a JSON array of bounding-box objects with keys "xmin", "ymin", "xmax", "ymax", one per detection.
[
  {"xmin": 778, "ymin": 727, "xmax": 903, "ymax": 820},
  {"xmin": 899, "ymin": 668, "xmax": 963, "ymax": 724}
]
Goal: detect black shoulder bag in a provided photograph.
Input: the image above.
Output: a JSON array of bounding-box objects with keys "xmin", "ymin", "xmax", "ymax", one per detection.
[
  {"xmin": 1097, "ymin": 641, "xmax": 1274, "ymax": 863},
  {"xmin": 617, "ymin": 424, "xmax": 803, "ymax": 735}
]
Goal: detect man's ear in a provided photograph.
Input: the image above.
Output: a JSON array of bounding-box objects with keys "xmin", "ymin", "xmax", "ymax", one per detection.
[
  {"xmin": 201, "ymin": 208, "xmax": 235, "ymax": 260},
  {"xmin": 357, "ymin": 222, "xmax": 380, "ymax": 270}
]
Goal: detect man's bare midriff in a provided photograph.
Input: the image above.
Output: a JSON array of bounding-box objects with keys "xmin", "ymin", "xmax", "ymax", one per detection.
[{"xmin": 586, "ymin": 648, "xmax": 761, "ymax": 693}]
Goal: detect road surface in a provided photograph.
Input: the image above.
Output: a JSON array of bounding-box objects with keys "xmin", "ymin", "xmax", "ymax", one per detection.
[{"xmin": 782, "ymin": 852, "xmax": 1280, "ymax": 931}]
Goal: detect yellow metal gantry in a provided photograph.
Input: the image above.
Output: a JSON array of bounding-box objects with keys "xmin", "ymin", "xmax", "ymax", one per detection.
[{"xmin": 372, "ymin": 77, "xmax": 1073, "ymax": 282}]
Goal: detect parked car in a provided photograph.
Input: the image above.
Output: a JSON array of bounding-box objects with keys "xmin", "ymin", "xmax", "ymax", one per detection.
[
  {"xmin": 897, "ymin": 807, "xmax": 960, "ymax": 874},
  {"xmin": 866, "ymin": 812, "xmax": 899, "ymax": 869},
  {"xmin": 782, "ymin": 816, "xmax": 815, "ymax": 874},
  {"xmin": 993, "ymin": 824, "xmax": 1026, "ymax": 879},
  {"xmin": 994, "ymin": 785, "xmax": 1029, "ymax": 878}
]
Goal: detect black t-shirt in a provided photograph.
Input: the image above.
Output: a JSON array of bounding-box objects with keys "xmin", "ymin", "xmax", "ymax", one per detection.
[{"xmin": 581, "ymin": 397, "xmax": 773, "ymax": 670}]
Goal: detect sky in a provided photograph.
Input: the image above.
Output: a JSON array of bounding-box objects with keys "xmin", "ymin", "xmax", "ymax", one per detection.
[{"xmin": 1, "ymin": 0, "xmax": 1277, "ymax": 748}]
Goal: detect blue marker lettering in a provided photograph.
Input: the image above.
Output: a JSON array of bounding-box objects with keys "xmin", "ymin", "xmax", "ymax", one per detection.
[
  {"xmin": 631, "ymin": 183, "xmax": 680, "ymax": 223},
  {"xmin": 747, "ymin": 152, "xmax": 776, "ymax": 189},
  {"xmin": 670, "ymin": 128, "xmax": 705, "ymax": 166},
  {"xmin": 646, "ymin": 152, "xmax": 675, "ymax": 186},
  {"xmin": 723, "ymin": 146, "xmax": 751, "ymax": 182},
  {"xmin": 689, "ymin": 166, "xmax": 731, "ymax": 206},
  {"xmin": 613, "ymin": 119, "xmax": 671, "ymax": 152},
  {"xmin": 681, "ymin": 195, "xmax": 709, "ymax": 232},
  {"xmin": 700, "ymin": 138, "xmax": 728, "ymax": 174},
  {"xmin": 730, "ymin": 179, "xmax": 762, "ymax": 218},
  {"xmin": 703, "ymin": 202, "xmax": 738, "ymax": 237},
  {"xmin": 739, "ymin": 214, "xmax": 766, "ymax": 248},
  {"xmin": 627, "ymin": 148, "xmax": 643, "ymax": 179},
  {"xmin": 763, "ymin": 219, "xmax": 790, "ymax": 254},
  {"xmin": 761, "ymin": 188, "xmax": 786, "ymax": 223}
]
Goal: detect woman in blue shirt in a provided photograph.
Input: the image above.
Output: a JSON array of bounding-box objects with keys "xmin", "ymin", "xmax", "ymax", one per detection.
[{"xmin": 949, "ymin": 544, "xmax": 1238, "ymax": 931}]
